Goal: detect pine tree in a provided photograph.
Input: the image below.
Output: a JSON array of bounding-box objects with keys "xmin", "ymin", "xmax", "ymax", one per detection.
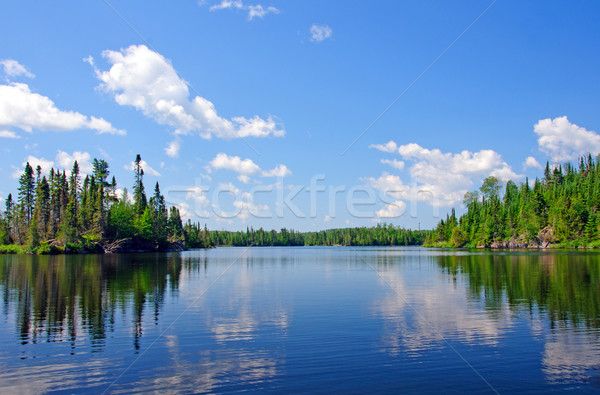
[
  {"xmin": 32, "ymin": 176, "xmax": 51, "ymax": 241},
  {"xmin": 167, "ymin": 206, "xmax": 184, "ymax": 241},
  {"xmin": 132, "ymin": 154, "xmax": 147, "ymax": 217},
  {"xmin": 149, "ymin": 182, "xmax": 168, "ymax": 244},
  {"xmin": 4, "ymin": 194, "xmax": 14, "ymax": 244},
  {"xmin": 17, "ymin": 162, "xmax": 35, "ymax": 226}
]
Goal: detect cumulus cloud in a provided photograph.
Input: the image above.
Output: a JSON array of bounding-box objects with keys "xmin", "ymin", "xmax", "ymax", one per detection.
[
  {"xmin": 0, "ymin": 83, "xmax": 125, "ymax": 135},
  {"xmin": 233, "ymin": 191, "xmax": 270, "ymax": 221},
  {"xmin": 534, "ymin": 116, "xmax": 600, "ymax": 162},
  {"xmin": 115, "ymin": 188, "xmax": 134, "ymax": 204},
  {"xmin": 209, "ymin": 153, "xmax": 291, "ymax": 183},
  {"xmin": 0, "ymin": 130, "xmax": 20, "ymax": 139},
  {"xmin": 0, "ymin": 59, "xmax": 34, "ymax": 79},
  {"xmin": 381, "ymin": 159, "xmax": 405, "ymax": 170},
  {"xmin": 261, "ymin": 164, "xmax": 292, "ymax": 177},
  {"xmin": 165, "ymin": 137, "xmax": 182, "ymax": 158},
  {"xmin": 94, "ymin": 45, "xmax": 284, "ymax": 153},
  {"xmin": 523, "ymin": 156, "xmax": 542, "ymax": 170},
  {"xmin": 366, "ymin": 142, "xmax": 522, "ymax": 207},
  {"xmin": 12, "ymin": 150, "xmax": 97, "ymax": 178},
  {"xmin": 209, "ymin": 0, "xmax": 279, "ymax": 20},
  {"xmin": 13, "ymin": 155, "xmax": 55, "ymax": 178},
  {"xmin": 370, "ymin": 140, "xmax": 398, "ymax": 153},
  {"xmin": 310, "ymin": 24, "xmax": 333, "ymax": 42},
  {"xmin": 210, "ymin": 182, "xmax": 270, "ymax": 221},
  {"xmin": 56, "ymin": 150, "xmax": 93, "ymax": 174},
  {"xmin": 376, "ymin": 200, "xmax": 407, "ymax": 218},
  {"xmin": 124, "ymin": 159, "xmax": 161, "ymax": 177}
]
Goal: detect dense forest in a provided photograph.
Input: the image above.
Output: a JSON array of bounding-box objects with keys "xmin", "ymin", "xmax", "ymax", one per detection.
[
  {"xmin": 208, "ymin": 224, "xmax": 426, "ymax": 247},
  {"xmin": 426, "ymin": 155, "xmax": 600, "ymax": 248},
  {"xmin": 0, "ymin": 154, "xmax": 211, "ymax": 254}
]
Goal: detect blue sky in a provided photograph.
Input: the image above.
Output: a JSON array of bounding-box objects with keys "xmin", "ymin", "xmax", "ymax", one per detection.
[{"xmin": 1, "ymin": 0, "xmax": 599, "ymax": 231}]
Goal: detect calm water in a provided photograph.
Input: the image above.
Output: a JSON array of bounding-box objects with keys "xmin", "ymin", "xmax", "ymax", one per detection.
[{"xmin": 1, "ymin": 247, "xmax": 599, "ymax": 393}]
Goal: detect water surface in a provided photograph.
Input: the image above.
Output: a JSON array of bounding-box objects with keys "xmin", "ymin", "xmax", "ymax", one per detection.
[{"xmin": 1, "ymin": 247, "xmax": 599, "ymax": 393}]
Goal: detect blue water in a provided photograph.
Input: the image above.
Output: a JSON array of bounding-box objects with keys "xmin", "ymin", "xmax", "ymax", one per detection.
[{"xmin": 1, "ymin": 247, "xmax": 599, "ymax": 393}]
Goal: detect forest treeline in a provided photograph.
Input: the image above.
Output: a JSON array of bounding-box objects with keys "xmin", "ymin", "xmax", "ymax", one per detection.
[
  {"xmin": 208, "ymin": 224, "xmax": 426, "ymax": 247},
  {"xmin": 426, "ymin": 155, "xmax": 600, "ymax": 248},
  {"xmin": 0, "ymin": 153, "xmax": 427, "ymax": 254},
  {"xmin": 0, "ymin": 154, "xmax": 211, "ymax": 254}
]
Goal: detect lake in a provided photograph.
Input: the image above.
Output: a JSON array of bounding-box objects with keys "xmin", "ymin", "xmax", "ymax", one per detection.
[{"xmin": 0, "ymin": 247, "xmax": 599, "ymax": 393}]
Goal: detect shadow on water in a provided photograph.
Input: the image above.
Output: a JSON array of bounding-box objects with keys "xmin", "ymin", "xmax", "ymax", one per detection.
[
  {"xmin": 434, "ymin": 251, "xmax": 600, "ymax": 329},
  {"xmin": 0, "ymin": 253, "xmax": 188, "ymax": 351}
]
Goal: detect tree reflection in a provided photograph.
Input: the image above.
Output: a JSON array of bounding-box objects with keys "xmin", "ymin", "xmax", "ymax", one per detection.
[
  {"xmin": 436, "ymin": 251, "xmax": 600, "ymax": 328},
  {"xmin": 0, "ymin": 253, "xmax": 183, "ymax": 350}
]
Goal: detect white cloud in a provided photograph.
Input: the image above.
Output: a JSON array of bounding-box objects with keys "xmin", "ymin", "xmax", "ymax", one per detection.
[
  {"xmin": 185, "ymin": 186, "xmax": 210, "ymax": 208},
  {"xmin": 210, "ymin": 183, "xmax": 269, "ymax": 221},
  {"xmin": 324, "ymin": 215, "xmax": 332, "ymax": 223},
  {"xmin": 210, "ymin": 153, "xmax": 260, "ymax": 179},
  {"xmin": 0, "ymin": 83, "xmax": 125, "ymax": 135},
  {"xmin": 210, "ymin": 0, "xmax": 243, "ymax": 11},
  {"xmin": 56, "ymin": 150, "xmax": 93, "ymax": 174},
  {"xmin": 209, "ymin": 153, "xmax": 291, "ymax": 182},
  {"xmin": 523, "ymin": 156, "xmax": 542, "ymax": 170},
  {"xmin": 366, "ymin": 142, "xmax": 522, "ymax": 207},
  {"xmin": 247, "ymin": 4, "xmax": 279, "ymax": 20},
  {"xmin": 233, "ymin": 191, "xmax": 270, "ymax": 221},
  {"xmin": 534, "ymin": 116, "xmax": 600, "ymax": 162},
  {"xmin": 95, "ymin": 45, "xmax": 284, "ymax": 151},
  {"xmin": 209, "ymin": 0, "xmax": 279, "ymax": 20},
  {"xmin": 0, "ymin": 130, "xmax": 20, "ymax": 139},
  {"xmin": 261, "ymin": 164, "xmax": 292, "ymax": 177},
  {"xmin": 0, "ymin": 59, "xmax": 34, "ymax": 79},
  {"xmin": 376, "ymin": 200, "xmax": 407, "ymax": 219},
  {"xmin": 82, "ymin": 55, "xmax": 94, "ymax": 67},
  {"xmin": 13, "ymin": 156, "xmax": 55, "ymax": 178},
  {"xmin": 310, "ymin": 24, "xmax": 333, "ymax": 43},
  {"xmin": 115, "ymin": 188, "xmax": 134, "ymax": 204},
  {"xmin": 165, "ymin": 137, "xmax": 182, "ymax": 158},
  {"xmin": 370, "ymin": 140, "xmax": 398, "ymax": 153},
  {"xmin": 381, "ymin": 159, "xmax": 405, "ymax": 171},
  {"xmin": 181, "ymin": 186, "xmax": 211, "ymax": 218},
  {"xmin": 13, "ymin": 150, "xmax": 97, "ymax": 179},
  {"xmin": 124, "ymin": 159, "xmax": 161, "ymax": 177}
]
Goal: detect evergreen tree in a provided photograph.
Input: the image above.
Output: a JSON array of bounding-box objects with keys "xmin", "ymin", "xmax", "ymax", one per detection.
[
  {"xmin": 148, "ymin": 182, "xmax": 168, "ymax": 244},
  {"xmin": 132, "ymin": 154, "xmax": 147, "ymax": 216},
  {"xmin": 4, "ymin": 194, "xmax": 14, "ymax": 244},
  {"xmin": 17, "ymin": 162, "xmax": 35, "ymax": 225},
  {"xmin": 2, "ymin": 155, "xmax": 205, "ymax": 251},
  {"xmin": 32, "ymin": 176, "xmax": 51, "ymax": 241}
]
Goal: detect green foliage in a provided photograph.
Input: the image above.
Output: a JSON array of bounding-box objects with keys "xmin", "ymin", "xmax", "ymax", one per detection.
[
  {"xmin": 480, "ymin": 176, "xmax": 501, "ymax": 201},
  {"xmin": 0, "ymin": 244, "xmax": 28, "ymax": 254},
  {"xmin": 451, "ymin": 227, "xmax": 467, "ymax": 247},
  {"xmin": 135, "ymin": 207, "xmax": 154, "ymax": 240},
  {"xmin": 36, "ymin": 242, "xmax": 62, "ymax": 255},
  {"xmin": 209, "ymin": 224, "xmax": 426, "ymax": 247},
  {"xmin": 2, "ymin": 154, "xmax": 197, "ymax": 254},
  {"xmin": 107, "ymin": 197, "xmax": 136, "ymax": 239},
  {"xmin": 431, "ymin": 156, "xmax": 600, "ymax": 247}
]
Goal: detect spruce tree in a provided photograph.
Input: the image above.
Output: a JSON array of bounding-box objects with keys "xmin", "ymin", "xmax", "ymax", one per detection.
[
  {"xmin": 132, "ymin": 154, "xmax": 147, "ymax": 217},
  {"xmin": 17, "ymin": 162, "xmax": 35, "ymax": 226}
]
